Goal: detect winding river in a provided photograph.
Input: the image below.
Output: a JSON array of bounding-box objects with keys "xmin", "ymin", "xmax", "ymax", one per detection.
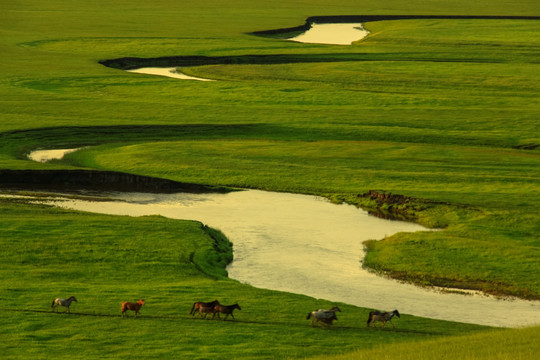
[
  {"xmin": 123, "ymin": 23, "xmax": 370, "ymax": 80},
  {"xmin": 18, "ymin": 188, "xmax": 540, "ymax": 328}
]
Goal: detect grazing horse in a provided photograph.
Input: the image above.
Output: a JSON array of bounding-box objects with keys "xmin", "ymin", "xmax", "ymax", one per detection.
[
  {"xmin": 121, "ymin": 299, "xmax": 145, "ymax": 318},
  {"xmin": 190, "ymin": 300, "xmax": 220, "ymax": 317},
  {"xmin": 307, "ymin": 306, "xmax": 341, "ymax": 327},
  {"xmin": 51, "ymin": 296, "xmax": 77, "ymax": 313},
  {"xmin": 367, "ymin": 309, "xmax": 400, "ymax": 328},
  {"xmin": 212, "ymin": 303, "xmax": 241, "ymax": 320}
]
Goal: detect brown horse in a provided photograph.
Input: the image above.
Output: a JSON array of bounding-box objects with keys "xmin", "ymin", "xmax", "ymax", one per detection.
[
  {"xmin": 367, "ymin": 309, "xmax": 400, "ymax": 328},
  {"xmin": 212, "ymin": 303, "xmax": 241, "ymax": 320},
  {"xmin": 198, "ymin": 304, "xmax": 219, "ymax": 319},
  {"xmin": 121, "ymin": 299, "xmax": 145, "ymax": 318},
  {"xmin": 51, "ymin": 296, "xmax": 77, "ymax": 313},
  {"xmin": 190, "ymin": 300, "xmax": 220, "ymax": 317}
]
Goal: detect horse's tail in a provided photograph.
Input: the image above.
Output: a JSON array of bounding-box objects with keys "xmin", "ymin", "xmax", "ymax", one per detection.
[
  {"xmin": 190, "ymin": 303, "xmax": 196, "ymax": 315},
  {"xmin": 367, "ymin": 313, "xmax": 372, "ymax": 326},
  {"xmin": 306, "ymin": 312, "xmax": 312, "ymax": 320},
  {"xmin": 51, "ymin": 299, "xmax": 55, "ymax": 310}
]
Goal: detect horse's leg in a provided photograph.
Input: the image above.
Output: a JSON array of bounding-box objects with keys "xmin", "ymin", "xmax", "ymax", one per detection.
[
  {"xmin": 322, "ymin": 320, "xmax": 329, "ymax": 329},
  {"xmin": 230, "ymin": 312, "xmax": 235, "ymax": 320}
]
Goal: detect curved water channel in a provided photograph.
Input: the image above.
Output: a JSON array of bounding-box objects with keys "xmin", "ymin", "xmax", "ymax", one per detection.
[
  {"xmin": 17, "ymin": 186, "xmax": 540, "ymax": 328},
  {"xmin": 124, "ymin": 23, "xmax": 369, "ymax": 80}
]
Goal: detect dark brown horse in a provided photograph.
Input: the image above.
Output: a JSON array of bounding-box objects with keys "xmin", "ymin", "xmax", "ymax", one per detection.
[
  {"xmin": 367, "ymin": 309, "xmax": 400, "ymax": 328},
  {"xmin": 190, "ymin": 300, "xmax": 220, "ymax": 317},
  {"xmin": 121, "ymin": 299, "xmax": 145, "ymax": 318},
  {"xmin": 212, "ymin": 303, "xmax": 241, "ymax": 320}
]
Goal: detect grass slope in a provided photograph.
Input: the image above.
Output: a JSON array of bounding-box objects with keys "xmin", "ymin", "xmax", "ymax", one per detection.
[{"xmin": 309, "ymin": 325, "xmax": 540, "ymax": 360}]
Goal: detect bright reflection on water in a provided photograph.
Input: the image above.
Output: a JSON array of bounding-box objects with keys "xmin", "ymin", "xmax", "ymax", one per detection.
[
  {"xmin": 127, "ymin": 67, "xmax": 214, "ymax": 81},
  {"xmin": 35, "ymin": 190, "xmax": 540, "ymax": 327},
  {"xmin": 289, "ymin": 23, "xmax": 370, "ymax": 45},
  {"xmin": 27, "ymin": 149, "xmax": 79, "ymax": 162}
]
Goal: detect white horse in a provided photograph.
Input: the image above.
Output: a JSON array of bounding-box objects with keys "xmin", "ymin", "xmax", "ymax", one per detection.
[
  {"xmin": 51, "ymin": 296, "xmax": 78, "ymax": 313},
  {"xmin": 307, "ymin": 306, "xmax": 341, "ymax": 327}
]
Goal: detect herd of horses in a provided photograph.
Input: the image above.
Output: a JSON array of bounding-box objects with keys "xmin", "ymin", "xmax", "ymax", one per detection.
[
  {"xmin": 51, "ymin": 296, "xmax": 400, "ymax": 328},
  {"xmin": 189, "ymin": 299, "xmax": 242, "ymax": 320},
  {"xmin": 306, "ymin": 307, "xmax": 400, "ymax": 328}
]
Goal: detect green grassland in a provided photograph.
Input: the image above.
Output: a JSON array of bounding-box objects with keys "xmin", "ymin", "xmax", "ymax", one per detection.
[
  {"xmin": 0, "ymin": 199, "xmax": 489, "ymax": 359},
  {"xmin": 1, "ymin": 0, "xmax": 539, "ymax": 358},
  {"xmin": 309, "ymin": 325, "xmax": 540, "ymax": 360}
]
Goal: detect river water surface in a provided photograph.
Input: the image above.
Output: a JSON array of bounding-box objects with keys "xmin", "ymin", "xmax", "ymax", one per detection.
[
  {"xmin": 127, "ymin": 67, "xmax": 214, "ymax": 81},
  {"xmin": 26, "ymin": 189, "xmax": 540, "ymax": 328},
  {"xmin": 288, "ymin": 23, "xmax": 369, "ymax": 45}
]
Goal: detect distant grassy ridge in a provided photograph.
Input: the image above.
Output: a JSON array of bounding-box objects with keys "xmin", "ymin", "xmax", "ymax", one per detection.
[
  {"xmin": 253, "ymin": 14, "xmax": 540, "ymax": 36},
  {"xmin": 101, "ymin": 14, "xmax": 540, "ymax": 70}
]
